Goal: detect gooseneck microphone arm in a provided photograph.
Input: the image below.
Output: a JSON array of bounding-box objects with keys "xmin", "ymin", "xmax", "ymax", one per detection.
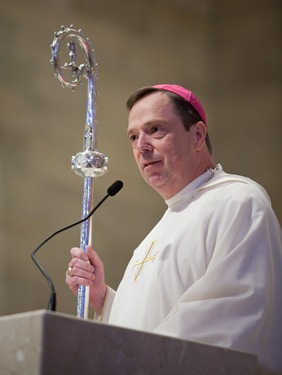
[{"xmin": 31, "ymin": 180, "xmax": 123, "ymax": 312}]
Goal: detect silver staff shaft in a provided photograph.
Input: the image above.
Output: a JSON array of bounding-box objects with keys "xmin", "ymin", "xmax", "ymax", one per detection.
[
  {"xmin": 77, "ymin": 176, "xmax": 93, "ymax": 318},
  {"xmin": 50, "ymin": 25, "xmax": 108, "ymax": 318}
]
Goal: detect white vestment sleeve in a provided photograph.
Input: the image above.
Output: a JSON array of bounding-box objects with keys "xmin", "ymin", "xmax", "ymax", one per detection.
[
  {"xmin": 153, "ymin": 190, "xmax": 282, "ymax": 372},
  {"xmin": 94, "ymin": 286, "xmax": 116, "ymax": 323}
]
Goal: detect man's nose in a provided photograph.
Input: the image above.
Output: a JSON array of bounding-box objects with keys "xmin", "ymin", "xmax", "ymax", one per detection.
[{"xmin": 136, "ymin": 133, "xmax": 153, "ymax": 152}]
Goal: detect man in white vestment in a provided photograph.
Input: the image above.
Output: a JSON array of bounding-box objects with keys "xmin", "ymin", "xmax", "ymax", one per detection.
[{"xmin": 66, "ymin": 84, "xmax": 282, "ymax": 373}]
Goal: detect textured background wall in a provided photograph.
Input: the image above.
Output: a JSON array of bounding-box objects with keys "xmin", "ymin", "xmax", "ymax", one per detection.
[{"xmin": 0, "ymin": 0, "xmax": 281, "ymax": 317}]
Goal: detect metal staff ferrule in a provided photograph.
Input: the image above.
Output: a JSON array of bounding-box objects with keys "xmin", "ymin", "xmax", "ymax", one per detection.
[{"xmin": 50, "ymin": 25, "xmax": 108, "ymax": 319}]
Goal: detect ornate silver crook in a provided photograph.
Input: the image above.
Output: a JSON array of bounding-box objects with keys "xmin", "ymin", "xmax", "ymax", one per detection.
[{"xmin": 50, "ymin": 25, "xmax": 108, "ymax": 318}]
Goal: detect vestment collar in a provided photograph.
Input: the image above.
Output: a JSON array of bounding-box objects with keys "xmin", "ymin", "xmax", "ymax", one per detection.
[{"xmin": 165, "ymin": 164, "xmax": 222, "ymax": 208}]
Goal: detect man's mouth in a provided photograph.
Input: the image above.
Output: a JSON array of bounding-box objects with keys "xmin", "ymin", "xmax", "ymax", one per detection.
[{"xmin": 144, "ymin": 160, "xmax": 160, "ymax": 169}]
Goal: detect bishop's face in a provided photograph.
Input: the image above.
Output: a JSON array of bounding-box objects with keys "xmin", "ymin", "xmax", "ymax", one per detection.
[{"xmin": 127, "ymin": 92, "xmax": 200, "ymax": 200}]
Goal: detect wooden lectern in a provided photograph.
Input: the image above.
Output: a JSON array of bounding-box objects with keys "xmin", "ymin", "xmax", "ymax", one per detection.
[{"xmin": 0, "ymin": 310, "xmax": 258, "ymax": 375}]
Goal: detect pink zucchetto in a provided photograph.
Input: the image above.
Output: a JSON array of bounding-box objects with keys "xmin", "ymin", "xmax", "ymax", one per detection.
[{"xmin": 153, "ymin": 84, "xmax": 206, "ymax": 125}]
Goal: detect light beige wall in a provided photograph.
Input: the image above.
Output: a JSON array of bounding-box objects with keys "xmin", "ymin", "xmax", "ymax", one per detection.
[
  {"xmin": 210, "ymin": 0, "xmax": 282, "ymax": 214},
  {"xmin": 0, "ymin": 0, "xmax": 281, "ymax": 316}
]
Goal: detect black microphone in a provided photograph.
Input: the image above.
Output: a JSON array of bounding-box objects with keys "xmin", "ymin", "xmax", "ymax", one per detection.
[
  {"xmin": 31, "ymin": 180, "xmax": 123, "ymax": 312},
  {"xmin": 107, "ymin": 180, "xmax": 123, "ymax": 196}
]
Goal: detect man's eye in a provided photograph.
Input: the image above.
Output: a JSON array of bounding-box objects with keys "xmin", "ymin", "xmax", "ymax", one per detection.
[
  {"xmin": 129, "ymin": 134, "xmax": 138, "ymax": 142},
  {"xmin": 151, "ymin": 126, "xmax": 159, "ymax": 134}
]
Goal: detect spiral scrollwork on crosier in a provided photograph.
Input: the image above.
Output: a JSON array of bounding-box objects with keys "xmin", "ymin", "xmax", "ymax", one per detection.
[{"xmin": 50, "ymin": 25, "xmax": 97, "ymax": 90}]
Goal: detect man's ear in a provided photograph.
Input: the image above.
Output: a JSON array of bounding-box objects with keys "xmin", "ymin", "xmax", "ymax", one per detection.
[{"xmin": 193, "ymin": 121, "xmax": 207, "ymax": 151}]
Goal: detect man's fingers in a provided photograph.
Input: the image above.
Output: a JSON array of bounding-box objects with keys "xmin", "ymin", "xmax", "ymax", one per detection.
[
  {"xmin": 66, "ymin": 271, "xmax": 94, "ymax": 287},
  {"xmin": 86, "ymin": 245, "xmax": 103, "ymax": 270},
  {"xmin": 67, "ymin": 265, "xmax": 95, "ymax": 279},
  {"xmin": 69, "ymin": 257, "xmax": 94, "ymax": 273},
  {"xmin": 70, "ymin": 247, "xmax": 89, "ymax": 261}
]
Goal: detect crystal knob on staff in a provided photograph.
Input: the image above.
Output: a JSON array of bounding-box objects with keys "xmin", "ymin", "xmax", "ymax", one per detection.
[{"xmin": 50, "ymin": 25, "xmax": 108, "ymax": 318}]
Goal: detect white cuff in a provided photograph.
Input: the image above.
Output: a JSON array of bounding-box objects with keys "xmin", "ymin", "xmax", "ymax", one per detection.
[{"xmin": 94, "ymin": 286, "xmax": 116, "ymax": 323}]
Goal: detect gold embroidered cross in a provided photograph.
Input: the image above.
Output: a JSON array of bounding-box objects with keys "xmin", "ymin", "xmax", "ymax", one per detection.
[{"xmin": 132, "ymin": 241, "xmax": 158, "ymax": 282}]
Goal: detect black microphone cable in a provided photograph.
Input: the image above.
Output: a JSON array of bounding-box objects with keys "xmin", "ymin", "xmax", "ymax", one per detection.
[{"xmin": 31, "ymin": 180, "xmax": 123, "ymax": 312}]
